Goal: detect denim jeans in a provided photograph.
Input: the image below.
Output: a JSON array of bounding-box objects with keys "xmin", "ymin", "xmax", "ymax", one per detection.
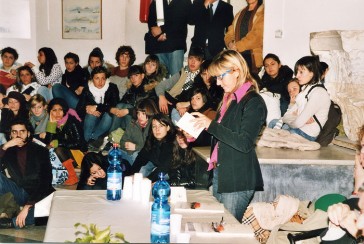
[
  {"xmin": 37, "ymin": 86, "xmax": 53, "ymax": 102},
  {"xmin": 52, "ymin": 84, "xmax": 79, "ymax": 109},
  {"xmin": 170, "ymin": 108, "xmax": 181, "ymax": 125},
  {"xmin": 139, "ymin": 161, "xmax": 156, "ymax": 177},
  {"xmin": 268, "ymin": 119, "xmax": 290, "ymax": 130},
  {"xmin": 212, "ymin": 169, "xmax": 255, "ymax": 222},
  {"xmin": 110, "ymin": 103, "xmax": 133, "ymax": 131},
  {"xmin": 83, "ymin": 113, "xmax": 113, "ymax": 141},
  {"xmin": 288, "ymin": 128, "xmax": 317, "ymax": 141},
  {"xmin": 156, "ymin": 49, "xmax": 184, "ymax": 77},
  {"xmin": 0, "ymin": 132, "xmax": 7, "ymax": 145},
  {"xmin": 120, "ymin": 149, "xmax": 139, "ymax": 166},
  {"xmin": 0, "ymin": 173, "xmax": 35, "ymax": 227}
]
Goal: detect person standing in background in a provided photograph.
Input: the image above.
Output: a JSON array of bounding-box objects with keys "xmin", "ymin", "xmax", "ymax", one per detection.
[
  {"xmin": 145, "ymin": 0, "xmax": 192, "ymax": 77},
  {"xmin": 225, "ymin": 0, "xmax": 264, "ymax": 75},
  {"xmin": 190, "ymin": 0, "xmax": 233, "ymax": 60}
]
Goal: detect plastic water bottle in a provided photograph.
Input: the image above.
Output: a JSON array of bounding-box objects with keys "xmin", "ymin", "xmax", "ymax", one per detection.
[
  {"xmin": 107, "ymin": 143, "xmax": 122, "ymax": 200},
  {"xmin": 151, "ymin": 172, "xmax": 171, "ymax": 243}
]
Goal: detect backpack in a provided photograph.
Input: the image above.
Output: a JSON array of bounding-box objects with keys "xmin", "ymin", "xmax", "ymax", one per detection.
[{"xmin": 305, "ymin": 84, "xmax": 342, "ymax": 146}]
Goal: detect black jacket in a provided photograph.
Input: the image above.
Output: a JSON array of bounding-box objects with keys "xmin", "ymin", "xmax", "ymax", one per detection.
[
  {"xmin": 0, "ymin": 142, "xmax": 55, "ymax": 205},
  {"xmin": 45, "ymin": 115, "xmax": 87, "ymax": 152},
  {"xmin": 207, "ymin": 89, "xmax": 267, "ymax": 193},
  {"xmin": 146, "ymin": 0, "xmax": 192, "ymax": 54},
  {"xmin": 76, "ymin": 83, "xmax": 119, "ymax": 119},
  {"xmin": 61, "ymin": 65, "xmax": 88, "ymax": 96},
  {"xmin": 190, "ymin": 0, "xmax": 233, "ymax": 58}
]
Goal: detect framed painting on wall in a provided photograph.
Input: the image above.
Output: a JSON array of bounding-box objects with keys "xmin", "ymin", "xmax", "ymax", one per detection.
[{"xmin": 62, "ymin": 0, "xmax": 102, "ymax": 39}]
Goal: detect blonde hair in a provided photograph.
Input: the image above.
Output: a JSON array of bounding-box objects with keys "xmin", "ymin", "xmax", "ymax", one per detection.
[
  {"xmin": 29, "ymin": 94, "xmax": 47, "ymax": 107},
  {"xmin": 208, "ymin": 50, "xmax": 259, "ymax": 92}
]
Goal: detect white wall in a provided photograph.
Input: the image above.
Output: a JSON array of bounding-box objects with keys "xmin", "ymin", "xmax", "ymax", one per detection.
[
  {"xmin": 1, "ymin": 0, "xmax": 364, "ymax": 71},
  {"xmin": 264, "ymin": 0, "xmax": 364, "ymax": 69}
]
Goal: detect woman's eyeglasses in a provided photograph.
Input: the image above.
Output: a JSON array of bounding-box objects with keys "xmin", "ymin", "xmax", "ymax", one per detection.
[{"xmin": 215, "ymin": 70, "xmax": 232, "ymax": 81}]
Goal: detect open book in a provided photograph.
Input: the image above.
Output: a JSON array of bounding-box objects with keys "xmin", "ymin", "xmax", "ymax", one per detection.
[{"xmin": 175, "ymin": 112, "xmax": 204, "ymax": 139}]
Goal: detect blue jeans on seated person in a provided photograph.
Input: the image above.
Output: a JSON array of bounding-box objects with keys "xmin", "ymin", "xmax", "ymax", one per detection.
[
  {"xmin": 109, "ymin": 103, "xmax": 133, "ymax": 131},
  {"xmin": 268, "ymin": 119, "xmax": 290, "ymax": 130},
  {"xmin": 212, "ymin": 168, "xmax": 255, "ymax": 222},
  {"xmin": 288, "ymin": 128, "xmax": 317, "ymax": 141},
  {"xmin": 0, "ymin": 132, "xmax": 7, "ymax": 145},
  {"xmin": 0, "ymin": 173, "xmax": 35, "ymax": 228},
  {"xmin": 37, "ymin": 86, "xmax": 53, "ymax": 102},
  {"xmin": 52, "ymin": 84, "xmax": 79, "ymax": 109},
  {"xmin": 84, "ymin": 113, "xmax": 113, "ymax": 142},
  {"xmin": 139, "ymin": 161, "xmax": 156, "ymax": 177},
  {"xmin": 156, "ymin": 49, "xmax": 184, "ymax": 77},
  {"xmin": 171, "ymin": 108, "xmax": 182, "ymax": 125},
  {"xmin": 120, "ymin": 149, "xmax": 139, "ymax": 166}
]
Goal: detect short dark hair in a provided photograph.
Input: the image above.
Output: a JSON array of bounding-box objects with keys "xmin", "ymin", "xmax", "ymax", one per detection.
[
  {"xmin": 48, "ymin": 97, "xmax": 69, "ymax": 115},
  {"xmin": 115, "ymin": 46, "xmax": 136, "ymax": 66},
  {"xmin": 91, "ymin": 66, "xmax": 110, "ymax": 79},
  {"xmin": 7, "ymin": 119, "xmax": 34, "ymax": 140},
  {"xmin": 200, "ymin": 59, "xmax": 212, "ymax": 72},
  {"xmin": 64, "ymin": 52, "xmax": 80, "ymax": 64},
  {"xmin": 294, "ymin": 56, "xmax": 321, "ymax": 85},
  {"xmin": 1, "ymin": 47, "xmax": 19, "ymax": 60},
  {"xmin": 190, "ymin": 87, "xmax": 209, "ymax": 104},
  {"xmin": 188, "ymin": 46, "xmax": 205, "ymax": 61},
  {"xmin": 134, "ymin": 98, "xmax": 159, "ymax": 120},
  {"xmin": 0, "ymin": 84, "xmax": 6, "ymax": 95},
  {"xmin": 128, "ymin": 65, "xmax": 143, "ymax": 78}
]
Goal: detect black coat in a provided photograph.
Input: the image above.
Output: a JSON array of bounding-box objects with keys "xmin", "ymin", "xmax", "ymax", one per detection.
[
  {"xmin": 61, "ymin": 65, "xmax": 88, "ymax": 96},
  {"xmin": 45, "ymin": 115, "xmax": 87, "ymax": 152},
  {"xmin": 146, "ymin": 0, "xmax": 192, "ymax": 54},
  {"xmin": 190, "ymin": 0, "xmax": 233, "ymax": 58},
  {"xmin": 0, "ymin": 142, "xmax": 55, "ymax": 205},
  {"xmin": 76, "ymin": 83, "xmax": 119, "ymax": 119}
]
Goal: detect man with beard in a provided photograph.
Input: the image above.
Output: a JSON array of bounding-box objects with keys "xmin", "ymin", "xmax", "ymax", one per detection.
[{"xmin": 0, "ymin": 119, "xmax": 54, "ymax": 229}]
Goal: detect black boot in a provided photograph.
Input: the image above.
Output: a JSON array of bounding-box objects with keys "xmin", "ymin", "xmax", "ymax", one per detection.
[{"xmin": 0, "ymin": 218, "xmax": 14, "ymax": 229}]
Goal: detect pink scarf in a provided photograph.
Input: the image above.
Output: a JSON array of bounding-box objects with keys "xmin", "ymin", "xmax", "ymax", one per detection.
[
  {"xmin": 208, "ymin": 82, "xmax": 252, "ymax": 171},
  {"xmin": 56, "ymin": 108, "xmax": 82, "ymax": 128}
]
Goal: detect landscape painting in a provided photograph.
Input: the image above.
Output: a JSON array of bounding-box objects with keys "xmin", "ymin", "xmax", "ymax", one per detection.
[{"xmin": 62, "ymin": 0, "xmax": 102, "ymax": 39}]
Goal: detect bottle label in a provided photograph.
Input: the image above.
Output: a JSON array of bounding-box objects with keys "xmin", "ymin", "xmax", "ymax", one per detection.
[
  {"xmin": 107, "ymin": 172, "xmax": 122, "ymax": 190},
  {"xmin": 151, "ymin": 210, "xmax": 170, "ymax": 236}
]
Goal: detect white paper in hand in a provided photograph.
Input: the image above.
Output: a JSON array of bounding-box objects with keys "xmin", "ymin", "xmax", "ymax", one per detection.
[{"xmin": 175, "ymin": 112, "xmax": 204, "ymax": 139}]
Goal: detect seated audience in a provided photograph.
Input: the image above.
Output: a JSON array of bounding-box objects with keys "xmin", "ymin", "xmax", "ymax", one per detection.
[
  {"xmin": 182, "ymin": 87, "xmax": 216, "ymax": 146},
  {"xmin": 111, "ymin": 65, "xmax": 158, "ymax": 130},
  {"xmin": 52, "ymin": 52, "xmax": 87, "ymax": 109},
  {"xmin": 168, "ymin": 131, "xmax": 196, "ymax": 189},
  {"xmin": 29, "ymin": 94, "xmax": 49, "ymax": 142},
  {"xmin": 45, "ymin": 98, "xmax": 87, "ymax": 185},
  {"xmin": 77, "ymin": 152, "xmax": 108, "ymax": 190},
  {"xmin": 7, "ymin": 66, "xmax": 40, "ymax": 101},
  {"xmin": 155, "ymin": 47, "xmax": 204, "ymax": 116},
  {"xmin": 193, "ymin": 59, "xmax": 224, "ymax": 110},
  {"xmin": 0, "ymin": 47, "xmax": 20, "ymax": 89},
  {"xmin": 0, "ymin": 119, "xmax": 54, "ymax": 229},
  {"xmin": 142, "ymin": 54, "xmax": 167, "ymax": 89},
  {"xmin": 83, "ymin": 47, "xmax": 105, "ymax": 82},
  {"xmin": 0, "ymin": 92, "xmax": 29, "ymax": 143},
  {"xmin": 76, "ymin": 66, "xmax": 119, "ymax": 150},
  {"xmin": 25, "ymin": 47, "xmax": 63, "ymax": 102},
  {"xmin": 260, "ymin": 53, "xmax": 293, "ymax": 115},
  {"xmin": 127, "ymin": 113, "xmax": 176, "ymax": 182},
  {"xmin": 282, "ymin": 56, "xmax": 330, "ymax": 141},
  {"xmin": 268, "ymin": 78, "xmax": 301, "ymax": 129},
  {"xmin": 119, "ymin": 99, "xmax": 159, "ymax": 165}
]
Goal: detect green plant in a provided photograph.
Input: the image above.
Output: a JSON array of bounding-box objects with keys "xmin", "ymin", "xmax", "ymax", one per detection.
[{"xmin": 66, "ymin": 223, "xmax": 128, "ymax": 243}]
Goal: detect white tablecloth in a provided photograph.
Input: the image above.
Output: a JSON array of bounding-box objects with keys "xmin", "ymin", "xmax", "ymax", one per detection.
[{"xmin": 44, "ymin": 190, "xmax": 258, "ymax": 243}]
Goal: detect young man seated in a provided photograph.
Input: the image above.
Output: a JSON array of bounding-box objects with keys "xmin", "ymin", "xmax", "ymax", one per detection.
[
  {"xmin": 155, "ymin": 47, "xmax": 204, "ymax": 121},
  {"xmin": 0, "ymin": 119, "xmax": 54, "ymax": 229}
]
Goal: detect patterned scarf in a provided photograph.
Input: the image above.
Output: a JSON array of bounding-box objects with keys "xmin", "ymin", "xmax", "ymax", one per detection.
[{"xmin": 182, "ymin": 66, "xmax": 200, "ymax": 91}]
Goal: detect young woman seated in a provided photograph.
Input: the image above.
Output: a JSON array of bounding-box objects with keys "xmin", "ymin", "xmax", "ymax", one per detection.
[
  {"xmin": 76, "ymin": 66, "xmax": 119, "ymax": 150},
  {"xmin": 126, "ymin": 113, "xmax": 176, "ymax": 182},
  {"xmin": 77, "ymin": 152, "xmax": 108, "ymax": 190},
  {"xmin": 29, "ymin": 94, "xmax": 49, "ymax": 142},
  {"xmin": 7, "ymin": 66, "xmax": 40, "ymax": 101},
  {"xmin": 119, "ymin": 98, "xmax": 159, "ymax": 166},
  {"xmin": 52, "ymin": 52, "xmax": 88, "ymax": 109},
  {"xmin": 260, "ymin": 53, "xmax": 294, "ymax": 115},
  {"xmin": 45, "ymin": 98, "xmax": 87, "ymax": 185},
  {"xmin": 142, "ymin": 54, "xmax": 167, "ymax": 90}
]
